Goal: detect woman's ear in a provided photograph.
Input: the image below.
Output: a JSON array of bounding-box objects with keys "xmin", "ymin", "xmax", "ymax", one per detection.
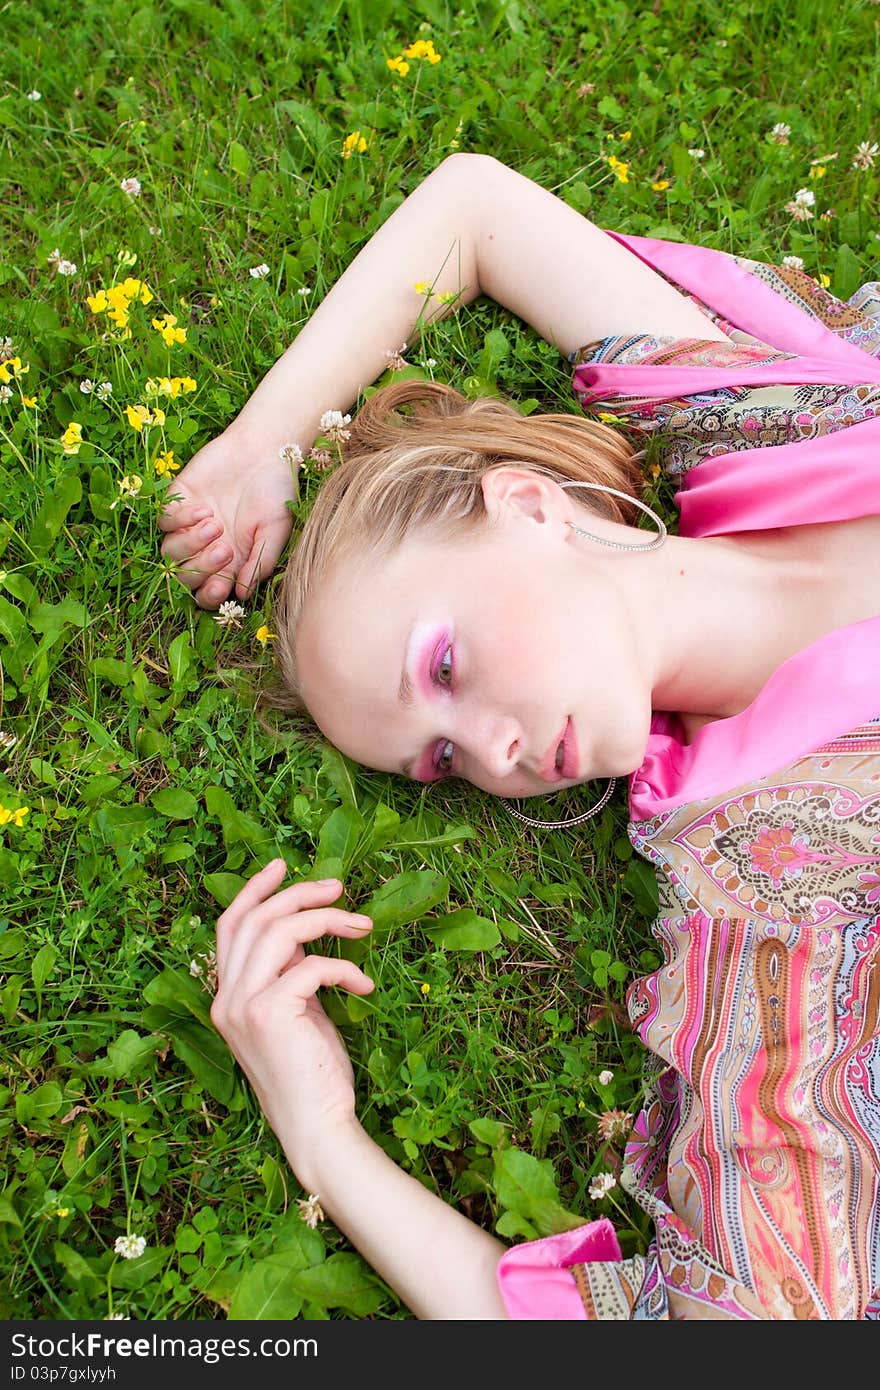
[{"xmin": 481, "ymin": 467, "xmax": 565, "ymax": 527}]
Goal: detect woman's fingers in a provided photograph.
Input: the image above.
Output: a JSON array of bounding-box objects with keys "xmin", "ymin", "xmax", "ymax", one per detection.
[
  {"xmin": 157, "ymin": 499, "xmax": 214, "ymax": 533},
  {"xmin": 216, "ymin": 865, "xmax": 342, "ymax": 972},
  {"xmin": 160, "ymin": 518, "xmax": 230, "ymax": 563},
  {"xmin": 213, "ymin": 951, "xmax": 374, "ymax": 1040},
  {"xmin": 232, "ymin": 912, "xmax": 372, "ymax": 1000},
  {"xmin": 234, "ymin": 523, "xmax": 290, "ymax": 600}
]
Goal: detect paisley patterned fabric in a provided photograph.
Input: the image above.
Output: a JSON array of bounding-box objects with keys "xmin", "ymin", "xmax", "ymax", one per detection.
[{"xmin": 497, "ymin": 244, "xmax": 880, "ymax": 1320}]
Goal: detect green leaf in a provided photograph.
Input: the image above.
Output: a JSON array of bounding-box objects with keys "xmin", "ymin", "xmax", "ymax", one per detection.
[
  {"xmin": 360, "ymin": 870, "xmax": 448, "ymax": 932},
  {"xmin": 143, "ymin": 966, "xmax": 212, "ymax": 1026},
  {"xmin": 110, "ymin": 1246, "xmax": 167, "ymax": 1289},
  {"xmin": 0, "ymin": 1193, "xmax": 21, "ymax": 1228},
  {"xmin": 228, "ymin": 140, "xmax": 252, "ymax": 177},
  {"xmin": 315, "ymin": 805, "xmax": 365, "ymax": 873},
  {"xmin": 468, "ymin": 1117, "xmax": 510, "ymax": 1147},
  {"xmin": 493, "ymin": 1147, "xmax": 583, "ymax": 1235},
  {"xmin": 27, "ymin": 473, "xmax": 82, "ymax": 554},
  {"xmin": 205, "ymin": 785, "xmax": 274, "ymax": 857},
  {"xmin": 319, "ymin": 745, "xmax": 359, "ymax": 807},
  {"xmin": 203, "ymin": 871, "xmax": 247, "ymax": 908},
  {"xmin": 99, "ymin": 1029, "xmax": 161, "ymax": 1080},
  {"xmin": 834, "ymin": 243, "xmax": 862, "ymax": 300},
  {"xmin": 291, "ymin": 1252, "xmax": 386, "ymax": 1315},
  {"xmin": 54, "ymin": 1241, "xmax": 102, "ymax": 1291},
  {"xmin": 260, "ymin": 1154, "xmax": 287, "ymax": 1210},
  {"xmin": 16, "ymin": 1081, "xmax": 64, "ymax": 1126},
  {"xmin": 624, "ymin": 854, "xmax": 659, "ymax": 918},
  {"xmin": 424, "ymin": 908, "xmax": 500, "ymax": 951},
  {"xmin": 31, "ymin": 943, "xmax": 57, "ymax": 991},
  {"xmin": 164, "ymin": 1017, "xmax": 236, "ymax": 1103},
  {"xmin": 228, "ymin": 1250, "xmax": 308, "ymax": 1320},
  {"xmin": 150, "ymin": 787, "xmax": 199, "ymax": 820},
  {"xmin": 167, "ymin": 630, "xmax": 195, "ymax": 687}
]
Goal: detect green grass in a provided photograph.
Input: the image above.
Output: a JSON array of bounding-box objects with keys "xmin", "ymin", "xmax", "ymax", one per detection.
[{"xmin": 0, "ymin": 0, "xmax": 877, "ymax": 1319}]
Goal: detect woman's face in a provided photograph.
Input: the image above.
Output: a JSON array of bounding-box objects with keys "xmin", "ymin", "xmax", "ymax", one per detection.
[{"xmin": 296, "ymin": 472, "xmax": 655, "ymax": 800}]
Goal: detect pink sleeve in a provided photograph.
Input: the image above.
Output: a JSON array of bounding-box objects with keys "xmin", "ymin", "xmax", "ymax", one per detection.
[{"xmin": 496, "ymin": 1219, "xmax": 622, "ymax": 1320}]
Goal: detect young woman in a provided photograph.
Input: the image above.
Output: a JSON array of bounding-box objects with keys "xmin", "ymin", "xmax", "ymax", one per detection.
[{"xmin": 159, "ymin": 154, "xmax": 880, "ymax": 1320}]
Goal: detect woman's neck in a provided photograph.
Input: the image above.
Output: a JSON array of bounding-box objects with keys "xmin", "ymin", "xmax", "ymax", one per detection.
[{"xmin": 631, "ymin": 527, "xmax": 827, "ymax": 724}]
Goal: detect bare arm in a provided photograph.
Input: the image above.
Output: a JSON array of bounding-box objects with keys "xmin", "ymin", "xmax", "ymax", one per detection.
[{"xmin": 160, "ymin": 153, "xmax": 725, "ymax": 608}]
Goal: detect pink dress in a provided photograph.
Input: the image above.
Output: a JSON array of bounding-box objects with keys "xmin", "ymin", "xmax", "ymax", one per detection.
[{"xmin": 496, "ymin": 235, "xmax": 880, "ymax": 1320}]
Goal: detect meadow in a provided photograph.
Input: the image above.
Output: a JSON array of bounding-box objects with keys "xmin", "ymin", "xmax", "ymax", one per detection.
[{"xmin": 1, "ymin": 0, "xmax": 877, "ymax": 1320}]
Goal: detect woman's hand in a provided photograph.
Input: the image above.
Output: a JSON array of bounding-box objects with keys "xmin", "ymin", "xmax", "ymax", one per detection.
[
  {"xmin": 158, "ymin": 430, "xmax": 297, "ymax": 610},
  {"xmin": 210, "ymin": 860, "xmax": 374, "ymax": 1190}
]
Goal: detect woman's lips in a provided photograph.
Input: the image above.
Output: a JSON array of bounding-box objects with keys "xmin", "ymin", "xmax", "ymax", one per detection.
[{"xmin": 539, "ymin": 717, "xmax": 576, "ymax": 783}]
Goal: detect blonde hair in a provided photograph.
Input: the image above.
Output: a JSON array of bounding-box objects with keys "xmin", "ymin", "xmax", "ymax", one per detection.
[{"xmin": 264, "ymin": 379, "xmax": 642, "ymax": 717}]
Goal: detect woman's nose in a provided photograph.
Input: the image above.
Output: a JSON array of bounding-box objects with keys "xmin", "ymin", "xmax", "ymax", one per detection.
[{"xmin": 477, "ymin": 716, "xmax": 523, "ymax": 780}]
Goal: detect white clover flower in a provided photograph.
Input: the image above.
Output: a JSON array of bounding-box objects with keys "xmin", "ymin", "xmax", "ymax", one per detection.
[
  {"xmin": 296, "ymin": 286, "xmax": 311, "ymax": 297},
  {"xmin": 279, "ymin": 442, "xmax": 304, "ymax": 468},
  {"xmin": 56, "ymin": 259, "xmax": 77, "ymax": 276},
  {"xmin": 80, "ymin": 379, "xmax": 94, "ymax": 395},
  {"xmin": 598, "ymin": 1069, "xmax": 614, "ymax": 1086},
  {"xmin": 785, "ymin": 198, "xmax": 814, "ymax": 222},
  {"xmin": 189, "ymin": 959, "xmax": 203, "ymax": 978},
  {"xmin": 782, "ymin": 255, "xmax": 805, "ymax": 270},
  {"xmin": 27, "ymin": 90, "xmax": 42, "ymax": 102},
  {"xmin": 768, "ymin": 122, "xmax": 791, "ymax": 145},
  {"xmin": 0, "ymin": 385, "xmax": 12, "ymax": 404},
  {"xmin": 120, "ymin": 177, "xmax": 142, "ymax": 197},
  {"xmin": 852, "ymin": 140, "xmax": 878, "ymax": 171},
  {"xmin": 420, "ymin": 357, "xmax": 437, "ymax": 369},
  {"xmin": 148, "ymin": 226, "xmax": 162, "ymax": 237},
  {"xmin": 249, "ymin": 263, "xmax": 270, "ymax": 280},
  {"xmin": 588, "ymin": 1172, "xmax": 618, "ymax": 1201},
  {"xmin": 96, "ymin": 381, "xmax": 112, "ymax": 400},
  {"xmin": 214, "ymin": 600, "xmax": 246, "ymax": 629},
  {"xmin": 319, "ymin": 409, "xmax": 352, "ymax": 442},
  {"xmin": 384, "ymin": 343, "xmax": 409, "ymax": 370},
  {"xmin": 687, "ymin": 147, "xmax": 706, "ymax": 159},
  {"xmin": 794, "ymin": 187, "xmax": 815, "ymax": 206},
  {"xmin": 297, "ymin": 1194, "xmax": 324, "ymax": 1229},
  {"xmin": 114, "ymin": 1234, "xmax": 146, "ymax": 1260},
  {"xmin": 0, "ymin": 731, "xmax": 17, "ymax": 752}
]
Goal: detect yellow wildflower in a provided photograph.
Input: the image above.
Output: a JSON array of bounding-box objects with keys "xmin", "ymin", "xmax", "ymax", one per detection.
[
  {"xmin": 155, "ymin": 450, "xmax": 179, "ymax": 476},
  {"xmin": 180, "ymin": 376, "xmax": 196, "ymax": 393},
  {"xmin": 151, "ymin": 313, "xmax": 187, "ymax": 346},
  {"xmin": 0, "ymin": 357, "xmax": 29, "ymax": 383},
  {"xmin": 61, "ymin": 421, "xmax": 83, "ymax": 454},
  {"xmin": 86, "ymin": 290, "xmax": 109, "ymax": 314},
  {"xmin": 106, "ymin": 305, "xmax": 130, "ymax": 330},
  {"xmin": 126, "ymin": 404, "xmax": 150, "ymax": 432},
  {"xmin": 121, "ymin": 276, "xmax": 153, "ymax": 304},
  {"xmin": 598, "ymin": 411, "xmax": 624, "ymax": 424},
  {"xmin": 819, "ymin": 273, "xmax": 831, "ymax": 288},
  {"xmin": 619, "ymin": 130, "xmax": 632, "ymax": 141},
  {"xmin": 387, "ymin": 55, "xmax": 410, "ymax": 75},
  {"xmin": 403, "ymin": 38, "xmax": 441, "ymax": 63},
  {"xmin": 649, "ymin": 462, "xmax": 661, "ymax": 481},
  {"xmin": 809, "ymin": 165, "xmax": 826, "ymax": 180},
  {"xmin": 435, "ymin": 289, "xmax": 457, "ymax": 304},
  {"xmin": 255, "ymin": 624, "xmax": 277, "ymax": 647},
  {"xmin": 652, "ymin": 179, "xmax": 670, "ymax": 191},
  {"xmin": 342, "ymin": 131, "xmax": 368, "ymax": 159},
  {"xmin": 0, "ymin": 803, "xmax": 29, "ymax": 827},
  {"xmin": 607, "ymin": 155, "xmax": 629, "ymax": 183},
  {"xmin": 413, "ymin": 280, "xmax": 432, "ymax": 295},
  {"xmin": 55, "ymin": 1207, "xmax": 70, "ymax": 1219},
  {"xmin": 22, "ymin": 395, "xmax": 36, "ymax": 407},
  {"xmin": 420, "ymin": 981, "xmax": 431, "ymax": 996},
  {"xmin": 109, "ymin": 474, "xmax": 143, "ymax": 509}
]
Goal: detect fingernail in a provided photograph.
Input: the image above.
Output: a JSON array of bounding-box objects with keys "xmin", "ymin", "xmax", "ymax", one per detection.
[
  {"xmin": 354, "ymin": 916, "xmax": 372, "ymax": 929},
  {"xmin": 316, "ymin": 877, "xmax": 340, "ymax": 886}
]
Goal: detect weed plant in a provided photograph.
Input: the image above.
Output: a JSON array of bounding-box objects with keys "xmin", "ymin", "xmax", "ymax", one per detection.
[{"xmin": 0, "ymin": 0, "xmax": 877, "ymax": 1319}]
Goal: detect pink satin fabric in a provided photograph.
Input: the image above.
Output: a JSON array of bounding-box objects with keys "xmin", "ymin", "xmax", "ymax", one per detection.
[{"xmin": 496, "ymin": 1220, "xmax": 622, "ymax": 1319}]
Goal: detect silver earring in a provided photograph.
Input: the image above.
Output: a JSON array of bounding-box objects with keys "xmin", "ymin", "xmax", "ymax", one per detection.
[
  {"xmin": 561, "ymin": 481, "xmax": 667, "ymax": 552},
  {"xmin": 502, "ymin": 777, "xmax": 617, "ymax": 830}
]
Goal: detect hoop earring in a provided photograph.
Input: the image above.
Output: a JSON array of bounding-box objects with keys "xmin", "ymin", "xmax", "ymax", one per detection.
[
  {"xmin": 502, "ymin": 777, "xmax": 617, "ymax": 830},
  {"xmin": 560, "ymin": 481, "xmax": 667, "ymax": 553}
]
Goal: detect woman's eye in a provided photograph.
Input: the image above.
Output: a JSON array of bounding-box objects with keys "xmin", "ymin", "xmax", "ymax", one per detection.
[
  {"xmin": 435, "ymin": 740, "xmax": 454, "ymax": 774},
  {"xmin": 436, "ymin": 646, "xmax": 453, "ymax": 686}
]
